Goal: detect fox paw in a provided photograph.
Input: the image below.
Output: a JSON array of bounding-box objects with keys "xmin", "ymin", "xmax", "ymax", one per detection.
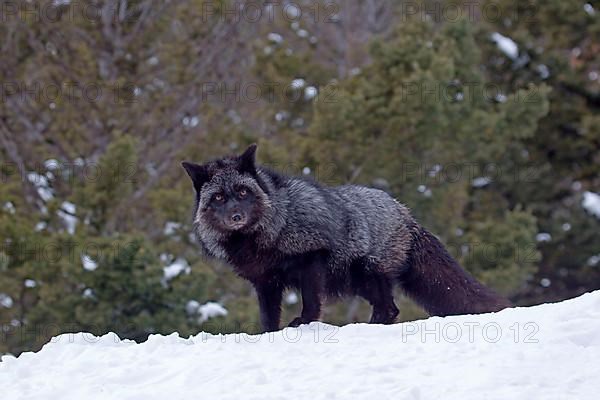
[{"xmin": 288, "ymin": 317, "xmax": 314, "ymax": 327}]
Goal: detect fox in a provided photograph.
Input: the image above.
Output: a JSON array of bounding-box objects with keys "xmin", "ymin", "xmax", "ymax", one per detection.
[{"xmin": 182, "ymin": 144, "xmax": 511, "ymax": 331}]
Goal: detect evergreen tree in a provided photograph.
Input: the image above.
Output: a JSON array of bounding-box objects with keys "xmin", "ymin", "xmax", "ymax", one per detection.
[{"xmin": 479, "ymin": 0, "xmax": 600, "ymax": 303}]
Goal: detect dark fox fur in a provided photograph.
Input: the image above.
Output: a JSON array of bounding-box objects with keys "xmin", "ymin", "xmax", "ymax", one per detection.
[{"xmin": 182, "ymin": 144, "xmax": 511, "ymax": 331}]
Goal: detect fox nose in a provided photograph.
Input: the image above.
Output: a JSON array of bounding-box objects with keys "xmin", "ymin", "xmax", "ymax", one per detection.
[{"xmin": 231, "ymin": 213, "xmax": 243, "ymax": 223}]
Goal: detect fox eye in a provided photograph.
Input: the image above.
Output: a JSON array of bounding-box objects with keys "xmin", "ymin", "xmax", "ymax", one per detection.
[
  {"xmin": 214, "ymin": 193, "xmax": 224, "ymax": 202},
  {"xmin": 238, "ymin": 188, "xmax": 248, "ymax": 198}
]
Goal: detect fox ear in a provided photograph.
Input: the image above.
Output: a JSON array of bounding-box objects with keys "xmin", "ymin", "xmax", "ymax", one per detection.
[
  {"xmin": 181, "ymin": 161, "xmax": 209, "ymax": 192},
  {"xmin": 238, "ymin": 143, "xmax": 257, "ymax": 175}
]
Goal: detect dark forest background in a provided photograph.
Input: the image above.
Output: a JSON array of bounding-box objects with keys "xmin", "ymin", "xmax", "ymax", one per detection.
[{"xmin": 1, "ymin": 0, "xmax": 599, "ymax": 355}]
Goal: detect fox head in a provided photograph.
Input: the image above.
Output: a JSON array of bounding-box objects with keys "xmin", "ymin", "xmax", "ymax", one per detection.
[{"xmin": 182, "ymin": 144, "xmax": 270, "ymax": 234}]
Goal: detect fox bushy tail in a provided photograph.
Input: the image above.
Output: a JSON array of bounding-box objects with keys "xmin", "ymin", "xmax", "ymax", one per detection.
[{"xmin": 400, "ymin": 227, "xmax": 511, "ymax": 316}]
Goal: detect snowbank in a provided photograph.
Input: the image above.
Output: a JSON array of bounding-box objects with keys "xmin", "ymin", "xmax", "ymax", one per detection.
[{"xmin": 2, "ymin": 291, "xmax": 599, "ymax": 399}]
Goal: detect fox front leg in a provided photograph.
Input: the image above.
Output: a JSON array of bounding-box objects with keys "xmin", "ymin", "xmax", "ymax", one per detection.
[
  {"xmin": 255, "ymin": 282, "xmax": 283, "ymax": 332},
  {"xmin": 288, "ymin": 262, "xmax": 323, "ymax": 327}
]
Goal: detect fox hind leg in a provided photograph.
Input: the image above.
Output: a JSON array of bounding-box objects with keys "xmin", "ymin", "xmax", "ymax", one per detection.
[
  {"xmin": 352, "ymin": 259, "xmax": 399, "ymax": 324},
  {"xmin": 367, "ymin": 280, "xmax": 399, "ymax": 324}
]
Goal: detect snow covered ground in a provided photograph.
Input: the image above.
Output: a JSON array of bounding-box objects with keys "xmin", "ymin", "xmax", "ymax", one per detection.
[{"xmin": 2, "ymin": 291, "xmax": 599, "ymax": 400}]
